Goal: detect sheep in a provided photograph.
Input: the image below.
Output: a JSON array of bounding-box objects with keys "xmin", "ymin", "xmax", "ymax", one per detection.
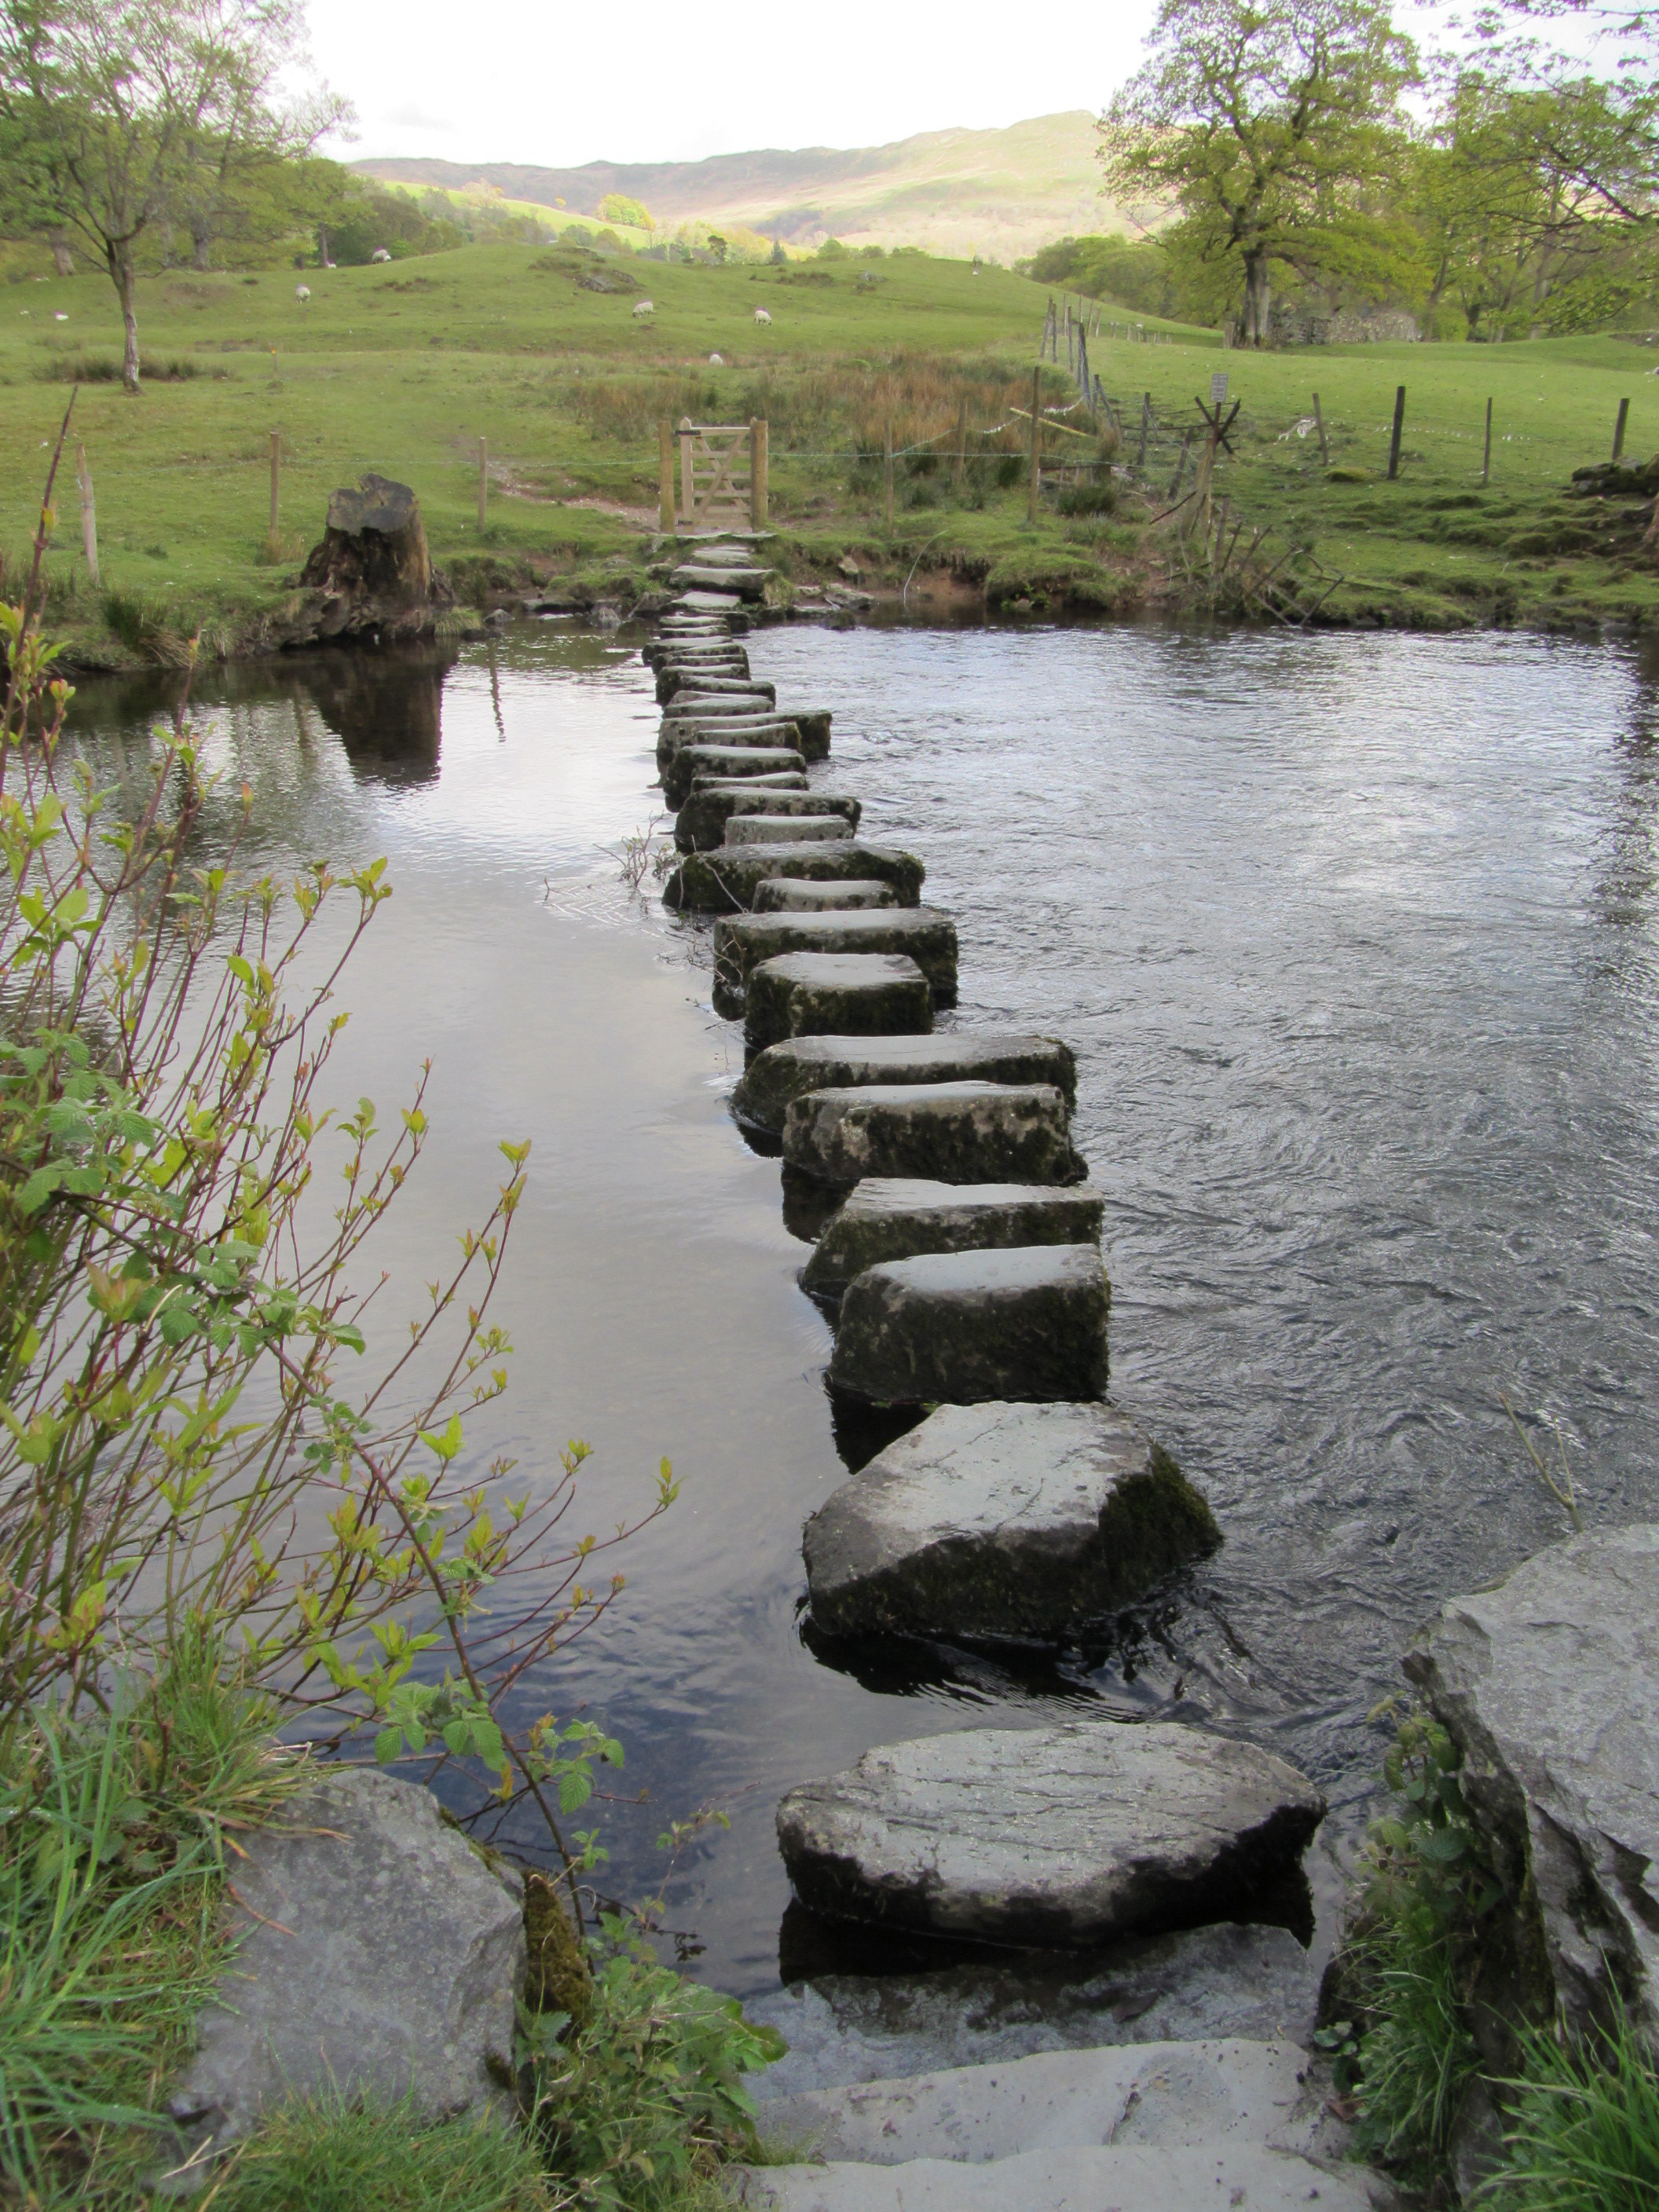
[
  {"xmin": 371, "ymin": 247, "xmax": 391, "ymax": 264},
  {"xmin": 632, "ymin": 298, "xmax": 654, "ymax": 317},
  {"xmin": 709, "ymin": 352, "xmax": 723, "ymax": 365},
  {"xmin": 295, "ymin": 284, "xmax": 311, "ymax": 302},
  {"xmin": 753, "ymin": 306, "xmax": 772, "ymax": 324}
]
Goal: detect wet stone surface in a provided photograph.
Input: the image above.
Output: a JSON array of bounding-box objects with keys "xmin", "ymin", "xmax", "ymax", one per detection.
[
  {"xmin": 781, "ymin": 1081, "xmax": 1086, "ymax": 1187},
  {"xmin": 715, "ymin": 909, "xmax": 960, "ymax": 1004},
  {"xmin": 664, "ymin": 841, "xmax": 925, "ymax": 911},
  {"xmin": 733, "ymin": 1035, "xmax": 1079, "ymax": 1136},
  {"xmin": 828, "ymin": 1244, "xmax": 1111, "ymax": 1408},
  {"xmin": 725, "ymin": 815, "xmax": 855, "ymax": 848},
  {"xmin": 676, "ymin": 785, "xmax": 856, "ymax": 852},
  {"xmin": 801, "ymin": 1179, "xmax": 1104, "ymax": 1304},
  {"xmin": 753, "ymin": 878, "xmax": 899, "ymax": 914},
  {"xmin": 663, "ymin": 745, "xmax": 807, "ymax": 808},
  {"xmin": 746, "ymin": 954, "xmax": 935, "ymax": 1052}
]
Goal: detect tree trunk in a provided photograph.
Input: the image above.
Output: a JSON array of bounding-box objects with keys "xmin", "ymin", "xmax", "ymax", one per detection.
[
  {"xmin": 49, "ymin": 233, "xmax": 74, "ymax": 278},
  {"xmin": 190, "ymin": 219, "xmax": 212, "ymax": 272},
  {"xmin": 110, "ymin": 244, "xmax": 141, "ymax": 393},
  {"xmin": 1242, "ymin": 251, "xmax": 1269, "ymax": 346}
]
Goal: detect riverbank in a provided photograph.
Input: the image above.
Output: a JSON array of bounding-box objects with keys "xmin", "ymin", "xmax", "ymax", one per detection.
[{"xmin": 7, "ymin": 240, "xmax": 1659, "ymax": 665}]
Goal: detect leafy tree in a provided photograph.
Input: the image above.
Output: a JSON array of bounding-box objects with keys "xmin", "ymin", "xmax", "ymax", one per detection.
[
  {"xmin": 598, "ymin": 191, "xmax": 654, "ymax": 231},
  {"xmin": 0, "ymin": 0, "xmax": 348, "ymax": 392},
  {"xmin": 1102, "ymin": 0, "xmax": 1419, "ymax": 342}
]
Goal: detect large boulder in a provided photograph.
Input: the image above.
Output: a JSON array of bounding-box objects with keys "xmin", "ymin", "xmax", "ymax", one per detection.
[
  {"xmin": 801, "ymin": 1179, "xmax": 1103, "ymax": 1305},
  {"xmin": 1402, "ymin": 1523, "xmax": 1659, "ymax": 2037},
  {"xmin": 829, "ymin": 1245, "xmax": 1110, "ymax": 1407},
  {"xmin": 782, "ymin": 1082, "xmax": 1086, "ymax": 1187},
  {"xmin": 165, "ymin": 1768, "xmax": 522, "ymax": 2164},
  {"xmin": 715, "ymin": 909, "xmax": 959, "ymax": 1005},
  {"xmin": 734, "ymin": 1035, "xmax": 1077, "ymax": 1137},
  {"xmin": 747, "ymin": 954, "xmax": 933, "ymax": 1051},
  {"xmin": 664, "ymin": 843, "xmax": 925, "ymax": 912},
  {"xmin": 298, "ymin": 475, "xmax": 446, "ymax": 643},
  {"xmin": 804, "ymin": 1399, "xmax": 1218, "ymax": 1639},
  {"xmin": 775, "ymin": 1723, "xmax": 1326, "ymax": 1947}
]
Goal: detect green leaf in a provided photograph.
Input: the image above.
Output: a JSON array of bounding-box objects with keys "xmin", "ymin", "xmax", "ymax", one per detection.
[{"xmin": 375, "ymin": 1727, "xmax": 402, "ymax": 1764}]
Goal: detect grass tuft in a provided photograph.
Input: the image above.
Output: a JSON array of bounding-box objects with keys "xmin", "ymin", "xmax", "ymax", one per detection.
[
  {"xmin": 1485, "ymin": 2003, "xmax": 1659, "ymax": 2212},
  {"xmin": 203, "ymin": 2093, "xmax": 555, "ymax": 2212}
]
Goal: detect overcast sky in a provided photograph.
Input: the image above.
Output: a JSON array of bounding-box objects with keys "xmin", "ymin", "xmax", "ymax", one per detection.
[{"xmin": 304, "ymin": 0, "xmax": 1164, "ymax": 168}]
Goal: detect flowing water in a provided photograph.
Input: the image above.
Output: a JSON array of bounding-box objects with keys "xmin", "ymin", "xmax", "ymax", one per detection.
[{"xmin": 69, "ymin": 618, "xmax": 1659, "ymax": 2027}]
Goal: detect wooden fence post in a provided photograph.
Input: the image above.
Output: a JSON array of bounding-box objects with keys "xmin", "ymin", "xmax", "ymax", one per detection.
[
  {"xmin": 268, "ymin": 430, "xmax": 280, "ymax": 538},
  {"xmin": 1028, "ymin": 367, "xmax": 1041, "ymax": 523},
  {"xmin": 750, "ymin": 416, "xmax": 768, "ymax": 528},
  {"xmin": 1312, "ymin": 393, "xmax": 1328, "ymax": 467},
  {"xmin": 954, "ymin": 394, "xmax": 967, "ymax": 491},
  {"xmin": 1613, "ymin": 397, "xmax": 1630, "ymax": 462},
  {"xmin": 477, "ymin": 437, "xmax": 488, "ymax": 533},
  {"xmin": 1482, "ymin": 397, "xmax": 1492, "ymax": 486},
  {"xmin": 1167, "ymin": 431, "xmax": 1191, "ymax": 501},
  {"xmin": 1137, "ymin": 392, "xmax": 1151, "ymax": 471},
  {"xmin": 884, "ymin": 416, "xmax": 894, "ymax": 530},
  {"xmin": 76, "ymin": 441, "xmax": 97, "ymax": 584},
  {"xmin": 658, "ymin": 419, "xmax": 676, "ymax": 532},
  {"xmin": 679, "ymin": 416, "xmax": 694, "ymax": 527},
  {"xmin": 1387, "ymin": 384, "xmax": 1406, "ymax": 481}
]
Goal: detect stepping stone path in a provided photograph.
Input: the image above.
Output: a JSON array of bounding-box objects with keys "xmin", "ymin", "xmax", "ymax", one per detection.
[
  {"xmin": 621, "ymin": 534, "xmax": 1360, "ymax": 2191},
  {"xmin": 804, "ymin": 1399, "xmax": 1218, "ymax": 1637},
  {"xmin": 800, "ymin": 1177, "xmax": 1104, "ymax": 1302},
  {"xmin": 782, "ymin": 1082, "xmax": 1086, "ymax": 1187},
  {"xmin": 828, "ymin": 1243, "xmax": 1111, "ymax": 1406},
  {"xmin": 746, "ymin": 953, "xmax": 933, "ymax": 1051},
  {"xmin": 733, "ymin": 1032, "xmax": 1077, "ymax": 1134}
]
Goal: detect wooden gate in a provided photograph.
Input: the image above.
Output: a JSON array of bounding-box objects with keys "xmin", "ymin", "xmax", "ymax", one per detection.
[{"xmin": 659, "ymin": 418, "xmax": 768, "ymax": 531}]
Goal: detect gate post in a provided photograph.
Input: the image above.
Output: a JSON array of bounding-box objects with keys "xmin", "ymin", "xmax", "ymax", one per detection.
[
  {"xmin": 750, "ymin": 418, "xmax": 768, "ymax": 528},
  {"xmin": 679, "ymin": 416, "xmax": 694, "ymax": 529},
  {"xmin": 658, "ymin": 419, "xmax": 676, "ymax": 533}
]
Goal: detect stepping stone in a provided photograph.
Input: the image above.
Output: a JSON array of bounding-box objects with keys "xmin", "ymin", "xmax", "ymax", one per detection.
[
  {"xmin": 663, "ymin": 745, "xmax": 807, "ymax": 809},
  {"xmin": 646, "ymin": 643, "xmax": 747, "ymax": 668},
  {"xmin": 725, "ymin": 815, "xmax": 855, "ymax": 848},
  {"xmin": 775, "ymin": 1720, "xmax": 1327, "ymax": 1947},
  {"xmin": 746, "ymin": 953, "xmax": 934, "ymax": 1051},
  {"xmin": 677, "ymin": 588, "xmax": 745, "ymax": 613},
  {"xmin": 733, "ymin": 2142, "xmax": 1375, "ymax": 2212},
  {"xmin": 656, "ymin": 671, "xmax": 775, "ymax": 704},
  {"xmin": 657, "ymin": 720, "xmax": 804, "ymax": 771},
  {"xmin": 828, "ymin": 1244, "xmax": 1109, "ymax": 1406},
  {"xmin": 663, "ymin": 842, "xmax": 923, "ymax": 911},
  {"xmin": 735, "ymin": 1034, "xmax": 1078, "ymax": 1136},
  {"xmin": 802, "ymin": 1179, "xmax": 1104, "ymax": 1304},
  {"xmin": 661, "ymin": 709, "xmax": 830, "ymax": 761},
  {"xmin": 753, "ymin": 878, "xmax": 896, "ymax": 914},
  {"xmin": 676, "ymin": 785, "xmax": 856, "ymax": 852},
  {"xmin": 672, "ymin": 563, "xmax": 770, "ymax": 599},
  {"xmin": 714, "ymin": 908, "xmax": 959, "ymax": 1003},
  {"xmin": 662, "ymin": 692, "xmax": 793, "ymax": 720},
  {"xmin": 804, "ymin": 1399, "xmax": 1218, "ymax": 1639},
  {"xmin": 782, "ymin": 1082, "xmax": 1085, "ymax": 1187}
]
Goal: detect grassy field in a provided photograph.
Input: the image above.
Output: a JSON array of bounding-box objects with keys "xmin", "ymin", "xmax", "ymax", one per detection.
[{"xmin": 3, "ymin": 236, "xmax": 1657, "ymax": 665}]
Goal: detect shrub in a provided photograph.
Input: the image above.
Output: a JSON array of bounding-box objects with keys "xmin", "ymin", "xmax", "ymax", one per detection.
[{"xmin": 1489, "ymin": 2002, "xmax": 1659, "ymax": 2211}]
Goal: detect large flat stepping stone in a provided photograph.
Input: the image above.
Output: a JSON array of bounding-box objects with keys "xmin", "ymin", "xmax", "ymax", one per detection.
[
  {"xmin": 802, "ymin": 1178, "xmax": 1103, "ymax": 1302},
  {"xmin": 753, "ymin": 878, "xmax": 897, "ymax": 914},
  {"xmin": 829, "ymin": 1244, "xmax": 1109, "ymax": 1406},
  {"xmin": 646, "ymin": 642, "xmax": 747, "ymax": 668},
  {"xmin": 657, "ymin": 671, "xmax": 775, "ymax": 704},
  {"xmin": 661, "ymin": 709, "xmax": 830, "ymax": 761},
  {"xmin": 662, "ymin": 693, "xmax": 796, "ymax": 720},
  {"xmin": 676, "ymin": 588, "xmax": 745, "ymax": 613},
  {"xmin": 715, "ymin": 908, "xmax": 959, "ymax": 1003},
  {"xmin": 1403, "ymin": 1523, "xmax": 1659, "ymax": 2038},
  {"xmin": 672, "ymin": 563, "xmax": 770, "ymax": 599},
  {"xmin": 167, "ymin": 1769, "xmax": 521, "ymax": 2160},
  {"xmin": 775, "ymin": 1720, "xmax": 1327, "ymax": 1947},
  {"xmin": 664, "ymin": 745, "xmax": 807, "ymax": 808},
  {"xmin": 734, "ymin": 1033, "xmax": 1077, "ymax": 1134},
  {"xmin": 725, "ymin": 814, "xmax": 855, "ymax": 848},
  {"xmin": 728, "ymin": 2142, "xmax": 1376, "ymax": 2212},
  {"xmin": 757, "ymin": 2038, "xmax": 1322, "ymax": 2165},
  {"xmin": 746, "ymin": 953, "xmax": 933, "ymax": 1051},
  {"xmin": 676, "ymin": 784, "xmax": 855, "ymax": 851},
  {"xmin": 664, "ymin": 841, "xmax": 923, "ymax": 911},
  {"xmin": 782, "ymin": 1081, "xmax": 1085, "ymax": 1187},
  {"xmin": 804, "ymin": 1399, "xmax": 1218, "ymax": 1638}
]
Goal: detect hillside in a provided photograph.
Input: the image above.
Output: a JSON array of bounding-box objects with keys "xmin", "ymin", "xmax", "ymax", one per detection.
[{"xmin": 353, "ymin": 110, "xmax": 1130, "ymax": 262}]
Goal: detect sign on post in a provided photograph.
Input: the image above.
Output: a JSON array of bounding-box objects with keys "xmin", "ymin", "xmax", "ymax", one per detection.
[{"xmin": 1210, "ymin": 372, "xmax": 1229, "ymax": 407}]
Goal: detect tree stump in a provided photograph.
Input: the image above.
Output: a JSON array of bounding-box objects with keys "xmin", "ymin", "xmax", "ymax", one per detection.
[{"xmin": 299, "ymin": 474, "xmax": 445, "ymax": 641}]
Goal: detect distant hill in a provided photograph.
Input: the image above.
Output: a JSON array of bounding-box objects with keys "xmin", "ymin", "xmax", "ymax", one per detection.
[{"xmin": 353, "ymin": 112, "xmax": 1130, "ymax": 263}]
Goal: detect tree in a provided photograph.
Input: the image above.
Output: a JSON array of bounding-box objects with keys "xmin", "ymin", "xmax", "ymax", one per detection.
[
  {"xmin": 0, "ymin": 0, "xmax": 348, "ymax": 392},
  {"xmin": 598, "ymin": 190, "xmax": 654, "ymax": 231},
  {"xmin": 1103, "ymin": 0, "xmax": 1419, "ymax": 342}
]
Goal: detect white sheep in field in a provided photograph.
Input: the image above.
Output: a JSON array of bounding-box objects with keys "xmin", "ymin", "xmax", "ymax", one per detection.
[
  {"xmin": 295, "ymin": 284, "xmax": 311, "ymax": 302},
  {"xmin": 371, "ymin": 247, "xmax": 391, "ymax": 263},
  {"xmin": 632, "ymin": 298, "xmax": 654, "ymax": 317},
  {"xmin": 753, "ymin": 306, "xmax": 772, "ymax": 324}
]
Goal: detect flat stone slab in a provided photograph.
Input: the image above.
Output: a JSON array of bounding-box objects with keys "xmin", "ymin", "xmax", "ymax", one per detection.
[
  {"xmin": 734, "ymin": 1035, "xmax": 1078, "ymax": 1136},
  {"xmin": 168, "ymin": 1768, "xmax": 521, "ymax": 2159},
  {"xmin": 657, "ymin": 671, "xmax": 775, "ymax": 704},
  {"xmin": 802, "ymin": 1179, "xmax": 1103, "ymax": 1303},
  {"xmin": 727, "ymin": 2142, "xmax": 1376, "ymax": 2212},
  {"xmin": 658, "ymin": 717, "xmax": 803, "ymax": 764},
  {"xmin": 804, "ymin": 1399, "xmax": 1218, "ymax": 1638},
  {"xmin": 725, "ymin": 815, "xmax": 855, "ymax": 848},
  {"xmin": 664, "ymin": 745, "xmax": 807, "ymax": 808},
  {"xmin": 753, "ymin": 878, "xmax": 897, "ymax": 914},
  {"xmin": 715, "ymin": 909, "xmax": 959, "ymax": 1004},
  {"xmin": 676, "ymin": 588, "xmax": 745, "ymax": 612},
  {"xmin": 664, "ymin": 842, "xmax": 924, "ymax": 912},
  {"xmin": 662, "ymin": 694, "xmax": 794, "ymax": 720},
  {"xmin": 829, "ymin": 1245, "xmax": 1109, "ymax": 1407},
  {"xmin": 758, "ymin": 2038, "xmax": 1321, "ymax": 2165},
  {"xmin": 747, "ymin": 954, "xmax": 934, "ymax": 1051},
  {"xmin": 672, "ymin": 563, "xmax": 770, "ymax": 599},
  {"xmin": 646, "ymin": 643, "xmax": 747, "ymax": 668},
  {"xmin": 677, "ymin": 786, "xmax": 859, "ymax": 852},
  {"xmin": 1403, "ymin": 1522, "xmax": 1659, "ymax": 2036},
  {"xmin": 775, "ymin": 1720, "xmax": 1327, "ymax": 1948},
  {"xmin": 782, "ymin": 1081, "xmax": 1086, "ymax": 1188},
  {"xmin": 661, "ymin": 710, "xmax": 829, "ymax": 763}
]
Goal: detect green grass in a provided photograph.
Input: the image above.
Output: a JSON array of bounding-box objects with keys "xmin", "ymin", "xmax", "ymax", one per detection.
[
  {"xmin": 1488, "ymin": 2004, "xmax": 1659, "ymax": 2211},
  {"xmin": 205, "ymin": 2095, "xmax": 555, "ymax": 2212},
  {"xmin": 3, "ymin": 236, "xmax": 1657, "ymax": 661}
]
